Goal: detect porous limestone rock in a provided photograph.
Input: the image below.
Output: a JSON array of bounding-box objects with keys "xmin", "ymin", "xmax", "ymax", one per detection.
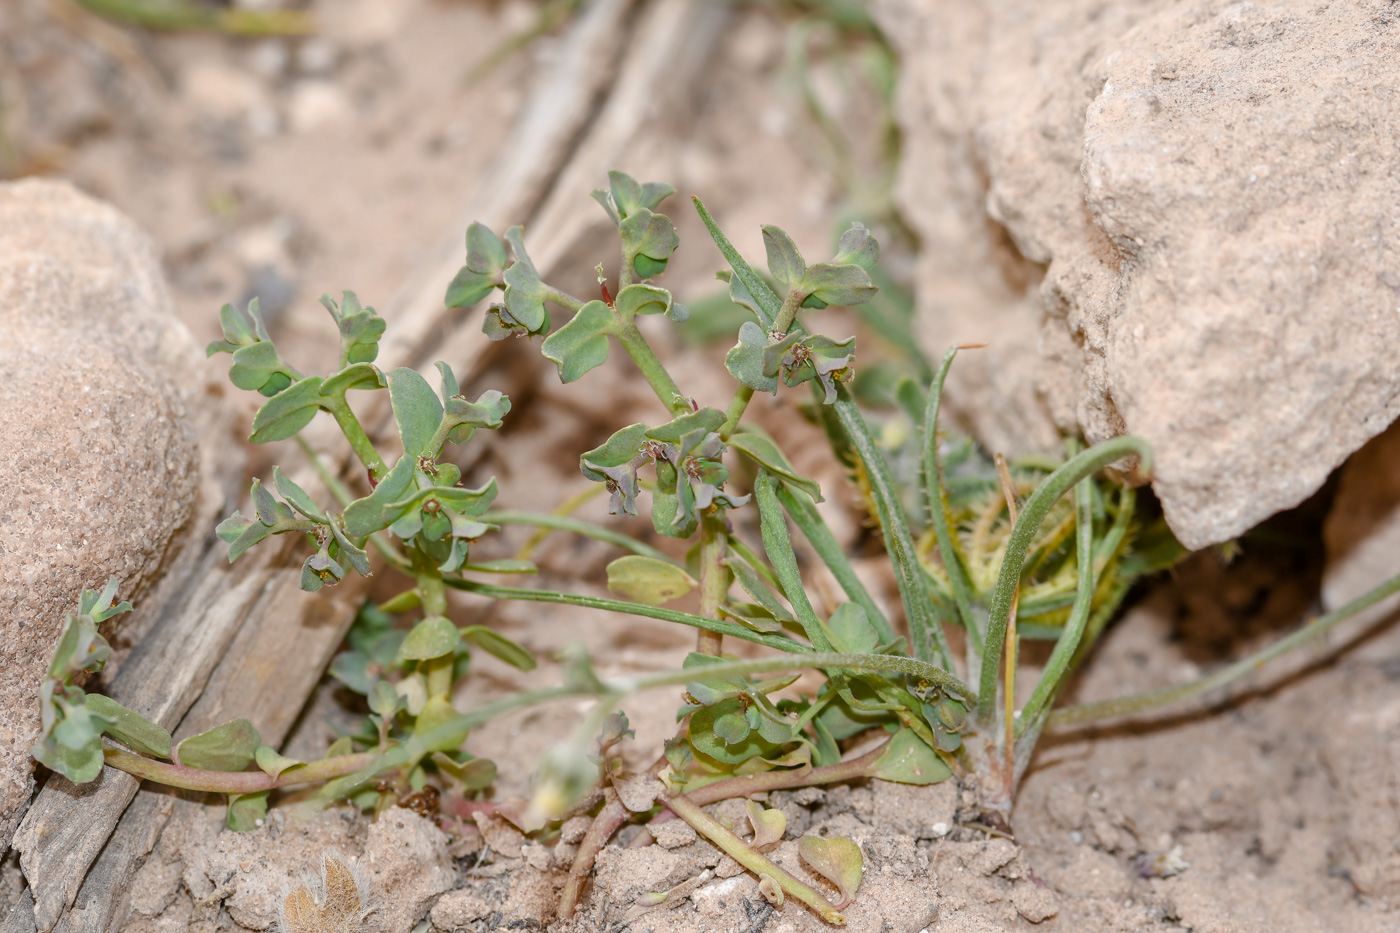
[
  {"xmin": 0, "ymin": 179, "xmax": 215, "ymax": 848},
  {"xmin": 873, "ymin": 0, "xmax": 1400, "ymax": 549}
]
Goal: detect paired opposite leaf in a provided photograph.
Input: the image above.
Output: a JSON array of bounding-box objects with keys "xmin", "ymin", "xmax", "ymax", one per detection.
[
  {"xmin": 869, "ymin": 729, "xmax": 952, "ymax": 786},
  {"xmin": 86, "ymin": 695, "xmax": 171, "ymax": 759},
  {"xmin": 541, "ymin": 300, "xmax": 614, "ymax": 383},
  {"xmin": 177, "ymin": 719, "xmax": 261, "ymax": 772}
]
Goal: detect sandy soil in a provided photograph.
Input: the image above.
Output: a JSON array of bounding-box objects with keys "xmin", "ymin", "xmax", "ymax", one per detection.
[{"xmin": 3, "ymin": 3, "xmax": 1399, "ymax": 933}]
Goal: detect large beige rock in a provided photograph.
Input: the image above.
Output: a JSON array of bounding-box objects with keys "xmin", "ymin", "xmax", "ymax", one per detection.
[
  {"xmin": 0, "ymin": 180, "xmax": 217, "ymax": 848},
  {"xmin": 874, "ymin": 0, "xmax": 1400, "ymax": 549}
]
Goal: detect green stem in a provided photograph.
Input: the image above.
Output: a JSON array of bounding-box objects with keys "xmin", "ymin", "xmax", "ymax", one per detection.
[
  {"xmin": 976, "ymin": 435, "xmax": 1152, "ymax": 726},
  {"xmin": 481, "ymin": 510, "xmax": 679, "ymax": 565},
  {"xmin": 773, "ymin": 288, "xmax": 804, "ymax": 336},
  {"xmin": 1049, "ymin": 569, "xmax": 1400, "ymax": 728},
  {"xmin": 678, "ymin": 738, "xmax": 889, "ymax": 807},
  {"xmin": 697, "ymin": 514, "xmax": 728, "ymax": 656},
  {"xmin": 545, "ymin": 287, "xmax": 587, "ymax": 313},
  {"xmin": 322, "ymin": 398, "xmax": 387, "ymax": 481},
  {"xmin": 295, "ymin": 436, "xmax": 407, "ymax": 570},
  {"xmin": 777, "ymin": 485, "xmax": 896, "ymax": 645},
  {"xmin": 509, "ymin": 486, "xmax": 606, "ymax": 563},
  {"xmin": 105, "ymin": 747, "xmax": 375, "ymax": 794},
  {"xmin": 833, "ymin": 388, "xmax": 953, "ymax": 670},
  {"xmin": 664, "ymin": 793, "xmax": 845, "ymax": 924},
  {"xmin": 445, "ymin": 580, "xmax": 813, "ymax": 655},
  {"xmin": 922, "ymin": 348, "xmax": 979, "ymax": 646},
  {"xmin": 613, "ymin": 318, "xmax": 689, "ymax": 416},
  {"xmin": 720, "ymin": 384, "xmax": 755, "ymax": 440}
]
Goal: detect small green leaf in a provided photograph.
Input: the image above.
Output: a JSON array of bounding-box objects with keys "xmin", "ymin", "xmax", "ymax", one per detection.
[
  {"xmin": 432, "ymin": 752, "xmax": 497, "ymax": 792},
  {"xmin": 799, "ymin": 835, "xmax": 864, "ymax": 908},
  {"xmin": 460, "ymin": 625, "xmax": 536, "ymax": 671},
  {"xmin": 606, "ymin": 555, "xmax": 698, "ymax": 606},
  {"xmin": 249, "ymin": 376, "xmax": 325, "ymax": 444},
  {"xmin": 227, "ymin": 791, "xmax": 269, "ymax": 831},
  {"xmin": 762, "ymin": 225, "xmax": 806, "ymax": 290},
  {"xmin": 712, "ymin": 711, "xmax": 751, "ymax": 745},
  {"xmin": 869, "ymin": 729, "xmax": 952, "ymax": 785},
  {"xmin": 272, "ymin": 467, "xmax": 325, "ymax": 521},
  {"xmin": 580, "ymin": 423, "xmax": 649, "ymax": 516},
  {"xmin": 388, "ymin": 367, "xmax": 445, "ymax": 458},
  {"xmin": 823, "ymin": 602, "xmax": 879, "ymax": 654},
  {"xmin": 725, "ymin": 321, "xmax": 778, "ymax": 394},
  {"xmin": 397, "ymin": 616, "xmax": 460, "ymax": 662},
  {"xmin": 729, "ymin": 430, "xmax": 823, "ymax": 502},
  {"xmin": 253, "ymin": 744, "xmax": 304, "ymax": 778},
  {"xmin": 86, "ymin": 695, "xmax": 171, "ymax": 759},
  {"xmin": 343, "ymin": 455, "xmax": 415, "ymax": 536},
  {"xmin": 541, "ymin": 300, "xmax": 614, "ymax": 383},
  {"xmin": 758, "ymin": 875, "xmax": 784, "ymax": 907},
  {"xmin": 320, "ymin": 361, "xmax": 386, "ymax": 399},
  {"xmin": 832, "ymin": 222, "xmax": 879, "ymax": 271},
  {"xmin": 415, "ymin": 696, "xmax": 470, "ymax": 753},
  {"xmin": 368, "ymin": 680, "xmax": 402, "ymax": 720},
  {"xmin": 800, "ymin": 263, "xmax": 877, "ymax": 307},
  {"xmin": 499, "ymin": 227, "xmax": 550, "ymax": 335},
  {"xmin": 746, "ymin": 799, "xmax": 787, "ymax": 849},
  {"xmin": 620, "ymin": 209, "xmax": 679, "ymax": 278},
  {"xmin": 446, "ymin": 223, "xmax": 508, "ymax": 308},
  {"xmin": 644, "ymin": 407, "xmax": 725, "ymax": 444},
  {"xmin": 321, "ymin": 291, "xmax": 386, "ymax": 367},
  {"xmin": 177, "ymin": 719, "xmax": 261, "ymax": 772}
]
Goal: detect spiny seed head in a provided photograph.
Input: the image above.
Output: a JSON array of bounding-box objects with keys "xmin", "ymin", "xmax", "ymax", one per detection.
[{"xmin": 277, "ymin": 853, "xmax": 374, "ymax": 933}]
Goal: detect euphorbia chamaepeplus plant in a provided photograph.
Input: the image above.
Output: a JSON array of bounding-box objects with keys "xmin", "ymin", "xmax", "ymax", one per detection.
[{"xmin": 35, "ymin": 170, "xmax": 1400, "ymax": 926}]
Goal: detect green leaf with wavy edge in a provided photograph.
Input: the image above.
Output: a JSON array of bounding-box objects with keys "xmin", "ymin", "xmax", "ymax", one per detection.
[
  {"xmin": 321, "ymin": 291, "xmax": 385, "ymax": 367},
  {"xmin": 614, "ymin": 283, "xmax": 688, "ymax": 323},
  {"xmin": 397, "ymin": 616, "xmax": 460, "ymax": 662},
  {"xmin": 86, "ymin": 695, "xmax": 170, "ymax": 759},
  {"xmin": 541, "ymin": 300, "xmax": 614, "ymax": 383},
  {"xmin": 342, "ymin": 456, "xmax": 415, "ymax": 536},
  {"xmin": 500, "ymin": 226, "xmax": 550, "ymax": 334},
  {"xmin": 606, "ymin": 555, "xmax": 698, "ymax": 606},
  {"xmin": 461, "ymin": 625, "xmax": 536, "ymax": 671},
  {"xmin": 729, "ymin": 429, "xmax": 822, "ymax": 503},
  {"xmin": 177, "ymin": 719, "xmax": 260, "ymax": 772},
  {"xmin": 249, "ymin": 376, "xmax": 324, "ymax": 443},
  {"xmin": 645, "ymin": 407, "xmax": 725, "ymax": 444}
]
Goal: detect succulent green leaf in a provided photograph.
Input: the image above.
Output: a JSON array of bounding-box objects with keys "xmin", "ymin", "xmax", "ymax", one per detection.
[
  {"xmin": 729, "ymin": 430, "xmax": 822, "ymax": 502},
  {"xmin": 689, "ymin": 699, "xmax": 779, "ymax": 765},
  {"xmin": 47, "ymin": 613, "xmax": 112, "ymax": 680},
  {"xmin": 644, "ymin": 408, "xmax": 725, "ymax": 444},
  {"xmin": 725, "ymin": 321, "xmax": 779, "ymax": 393},
  {"xmin": 343, "ymin": 456, "xmax": 415, "ymax": 536},
  {"xmin": 249, "ymin": 376, "xmax": 325, "ymax": 443},
  {"xmin": 580, "ymin": 423, "xmax": 650, "ymax": 515},
  {"xmin": 446, "ymin": 222, "xmax": 508, "ymax": 308},
  {"xmin": 320, "ymin": 361, "xmax": 386, "ymax": 399},
  {"xmin": 746, "ymin": 799, "xmax": 787, "ymax": 849},
  {"xmin": 272, "ymin": 467, "xmax": 325, "ymax": 521},
  {"xmin": 798, "ymin": 835, "xmax": 864, "ymax": 908},
  {"xmin": 254, "ymin": 744, "xmax": 304, "ymax": 778},
  {"xmin": 800, "ymin": 262, "xmax": 877, "ymax": 307},
  {"xmin": 822, "ymin": 602, "xmax": 879, "ymax": 655},
  {"xmin": 177, "ymin": 719, "xmax": 261, "ymax": 772},
  {"xmin": 541, "ymin": 300, "xmax": 614, "ymax": 383},
  {"xmin": 328, "ymin": 519, "xmax": 371, "ymax": 577},
  {"xmin": 432, "ymin": 752, "xmax": 497, "ymax": 792},
  {"xmin": 460, "ymin": 625, "xmax": 536, "ymax": 671},
  {"xmin": 300, "ymin": 545, "xmax": 344, "ymax": 592},
  {"xmin": 499, "ymin": 226, "xmax": 551, "ymax": 335},
  {"xmin": 832, "ymin": 222, "xmax": 879, "ymax": 271},
  {"xmin": 762, "ymin": 225, "xmax": 806, "ymax": 290},
  {"xmin": 388, "ymin": 366, "xmax": 445, "ymax": 458},
  {"xmin": 227, "ymin": 790, "xmax": 269, "ymax": 831},
  {"xmin": 208, "ymin": 300, "xmax": 260, "ymax": 354},
  {"xmin": 869, "ymin": 729, "xmax": 952, "ymax": 785},
  {"xmin": 321, "ymin": 291, "xmax": 386, "ymax": 367},
  {"xmin": 606, "ymin": 555, "xmax": 698, "ymax": 606},
  {"xmin": 86, "ymin": 695, "xmax": 171, "ymax": 759},
  {"xmin": 620, "ymin": 209, "xmax": 679, "ymax": 278},
  {"xmin": 414, "ymin": 696, "xmax": 470, "ymax": 753},
  {"xmin": 461, "ymin": 558, "xmax": 536, "ymax": 574},
  {"xmin": 216, "ymin": 512, "xmax": 271, "ymax": 562},
  {"xmin": 397, "ymin": 616, "xmax": 460, "ymax": 662},
  {"xmin": 437, "ymin": 363, "xmax": 510, "ymax": 443}
]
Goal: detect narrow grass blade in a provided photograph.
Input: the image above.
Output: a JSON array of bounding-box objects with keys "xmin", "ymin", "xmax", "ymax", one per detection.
[
  {"xmin": 922, "ymin": 347, "xmax": 980, "ymax": 652},
  {"xmin": 776, "ymin": 484, "xmax": 895, "ymax": 645},
  {"xmin": 692, "ymin": 197, "xmax": 780, "ymax": 329},
  {"xmin": 833, "ymin": 388, "xmax": 953, "ymax": 670},
  {"xmin": 753, "ymin": 471, "xmax": 833, "ymax": 651},
  {"xmin": 976, "ymin": 435, "xmax": 1152, "ymax": 724}
]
